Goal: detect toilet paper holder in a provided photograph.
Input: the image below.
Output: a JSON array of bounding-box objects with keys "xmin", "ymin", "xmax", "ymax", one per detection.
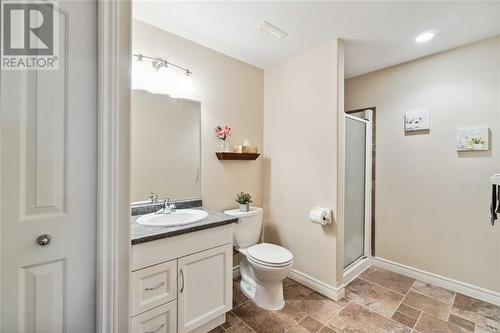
[{"xmin": 309, "ymin": 207, "xmax": 332, "ymax": 225}]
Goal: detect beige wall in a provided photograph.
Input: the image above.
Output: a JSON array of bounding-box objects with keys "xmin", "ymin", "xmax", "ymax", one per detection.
[
  {"xmin": 346, "ymin": 36, "xmax": 500, "ymax": 292},
  {"xmin": 133, "ymin": 20, "xmax": 263, "ymax": 211},
  {"xmin": 263, "ymin": 40, "xmax": 342, "ymax": 287}
]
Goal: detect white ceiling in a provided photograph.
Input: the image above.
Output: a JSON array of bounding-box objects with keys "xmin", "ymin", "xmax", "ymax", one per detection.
[{"xmin": 133, "ymin": 1, "xmax": 500, "ymax": 78}]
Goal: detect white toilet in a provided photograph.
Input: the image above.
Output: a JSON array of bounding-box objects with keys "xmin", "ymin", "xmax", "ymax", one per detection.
[{"xmin": 224, "ymin": 207, "xmax": 293, "ymax": 310}]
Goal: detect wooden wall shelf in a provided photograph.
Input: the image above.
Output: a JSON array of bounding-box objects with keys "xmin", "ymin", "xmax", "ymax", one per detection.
[{"xmin": 215, "ymin": 152, "xmax": 260, "ymax": 160}]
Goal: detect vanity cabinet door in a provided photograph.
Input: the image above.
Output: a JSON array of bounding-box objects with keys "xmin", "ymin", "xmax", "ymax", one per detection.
[
  {"xmin": 131, "ymin": 300, "xmax": 177, "ymax": 333},
  {"xmin": 177, "ymin": 244, "xmax": 232, "ymax": 333},
  {"xmin": 132, "ymin": 260, "xmax": 177, "ymax": 316}
]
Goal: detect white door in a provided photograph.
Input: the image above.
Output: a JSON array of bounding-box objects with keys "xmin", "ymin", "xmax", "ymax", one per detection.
[
  {"xmin": 177, "ymin": 244, "xmax": 232, "ymax": 333},
  {"xmin": 0, "ymin": 1, "xmax": 97, "ymax": 332}
]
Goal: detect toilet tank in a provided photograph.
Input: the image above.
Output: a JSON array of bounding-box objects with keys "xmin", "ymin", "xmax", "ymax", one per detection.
[{"xmin": 224, "ymin": 207, "xmax": 263, "ymax": 249}]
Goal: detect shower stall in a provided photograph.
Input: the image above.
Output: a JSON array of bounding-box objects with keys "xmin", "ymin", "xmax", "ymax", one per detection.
[{"xmin": 343, "ymin": 110, "xmax": 373, "ymax": 280}]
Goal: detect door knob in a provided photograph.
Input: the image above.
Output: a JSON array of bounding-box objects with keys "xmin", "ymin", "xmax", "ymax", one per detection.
[{"xmin": 36, "ymin": 234, "xmax": 52, "ymax": 246}]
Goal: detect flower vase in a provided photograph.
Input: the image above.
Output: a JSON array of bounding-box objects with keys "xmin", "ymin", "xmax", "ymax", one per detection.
[
  {"xmin": 239, "ymin": 203, "xmax": 250, "ymax": 212},
  {"xmin": 220, "ymin": 140, "xmax": 232, "ymax": 152}
]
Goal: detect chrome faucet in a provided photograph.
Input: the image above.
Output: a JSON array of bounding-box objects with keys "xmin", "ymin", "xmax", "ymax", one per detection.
[{"xmin": 156, "ymin": 198, "xmax": 176, "ymax": 214}]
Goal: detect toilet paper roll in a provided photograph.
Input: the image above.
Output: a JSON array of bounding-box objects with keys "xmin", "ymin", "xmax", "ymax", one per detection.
[{"xmin": 309, "ymin": 207, "xmax": 331, "ymax": 225}]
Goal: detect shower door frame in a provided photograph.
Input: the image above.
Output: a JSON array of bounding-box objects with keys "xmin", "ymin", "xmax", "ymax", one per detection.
[{"xmin": 343, "ymin": 109, "xmax": 373, "ymax": 279}]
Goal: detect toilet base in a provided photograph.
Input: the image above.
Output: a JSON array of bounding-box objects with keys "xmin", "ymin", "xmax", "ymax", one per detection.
[{"xmin": 239, "ymin": 257, "xmax": 287, "ymax": 311}]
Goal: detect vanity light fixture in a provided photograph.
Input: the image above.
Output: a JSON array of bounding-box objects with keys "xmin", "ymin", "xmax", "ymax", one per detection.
[
  {"xmin": 151, "ymin": 58, "xmax": 164, "ymax": 71},
  {"xmin": 415, "ymin": 31, "xmax": 435, "ymax": 43},
  {"xmin": 134, "ymin": 53, "xmax": 193, "ymax": 76}
]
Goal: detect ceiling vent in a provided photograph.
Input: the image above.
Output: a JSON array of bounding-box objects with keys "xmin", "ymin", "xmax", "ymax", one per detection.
[{"xmin": 258, "ymin": 21, "xmax": 288, "ymax": 39}]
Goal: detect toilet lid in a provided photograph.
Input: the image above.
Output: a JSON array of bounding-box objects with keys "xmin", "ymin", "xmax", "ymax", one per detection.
[{"xmin": 247, "ymin": 243, "xmax": 293, "ymax": 266}]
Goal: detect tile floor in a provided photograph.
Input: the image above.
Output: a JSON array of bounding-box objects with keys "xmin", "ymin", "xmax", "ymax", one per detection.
[{"xmin": 211, "ymin": 266, "xmax": 500, "ymax": 333}]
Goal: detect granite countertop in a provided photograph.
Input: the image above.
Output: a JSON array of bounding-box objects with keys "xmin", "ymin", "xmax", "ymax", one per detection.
[{"xmin": 131, "ymin": 207, "xmax": 238, "ymax": 245}]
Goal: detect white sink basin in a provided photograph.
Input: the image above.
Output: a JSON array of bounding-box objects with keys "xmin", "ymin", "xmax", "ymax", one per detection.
[{"xmin": 136, "ymin": 209, "xmax": 208, "ymax": 227}]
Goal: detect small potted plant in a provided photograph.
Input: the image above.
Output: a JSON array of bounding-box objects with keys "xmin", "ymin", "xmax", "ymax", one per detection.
[
  {"xmin": 468, "ymin": 137, "xmax": 485, "ymax": 150},
  {"xmin": 235, "ymin": 192, "xmax": 252, "ymax": 212}
]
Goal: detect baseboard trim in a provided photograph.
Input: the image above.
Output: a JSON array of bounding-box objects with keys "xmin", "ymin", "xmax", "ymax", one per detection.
[
  {"xmin": 288, "ymin": 269, "xmax": 345, "ymax": 302},
  {"xmin": 371, "ymin": 257, "xmax": 500, "ymax": 306}
]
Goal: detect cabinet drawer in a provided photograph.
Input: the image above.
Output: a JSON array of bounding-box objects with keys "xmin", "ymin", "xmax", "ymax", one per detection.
[
  {"xmin": 131, "ymin": 300, "xmax": 177, "ymax": 333},
  {"xmin": 132, "ymin": 260, "xmax": 177, "ymax": 316}
]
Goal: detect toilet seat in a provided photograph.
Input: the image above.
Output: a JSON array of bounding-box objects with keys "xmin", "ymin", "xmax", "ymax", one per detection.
[
  {"xmin": 248, "ymin": 255, "xmax": 292, "ymax": 268},
  {"xmin": 247, "ymin": 243, "xmax": 293, "ymax": 268}
]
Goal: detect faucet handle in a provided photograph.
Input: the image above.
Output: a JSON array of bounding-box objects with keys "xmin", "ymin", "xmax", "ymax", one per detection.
[{"xmin": 148, "ymin": 192, "xmax": 158, "ymax": 204}]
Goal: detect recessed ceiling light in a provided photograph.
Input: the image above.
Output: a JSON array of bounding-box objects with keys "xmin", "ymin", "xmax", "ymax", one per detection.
[
  {"xmin": 258, "ymin": 21, "xmax": 288, "ymax": 39},
  {"xmin": 415, "ymin": 31, "xmax": 435, "ymax": 43}
]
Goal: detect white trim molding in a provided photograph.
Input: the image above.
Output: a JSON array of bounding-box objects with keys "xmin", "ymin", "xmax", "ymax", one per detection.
[
  {"xmin": 97, "ymin": 0, "xmax": 132, "ymax": 332},
  {"xmin": 289, "ymin": 269, "xmax": 345, "ymax": 302},
  {"xmin": 335, "ymin": 39, "xmax": 346, "ymax": 286},
  {"xmin": 371, "ymin": 257, "xmax": 500, "ymax": 306}
]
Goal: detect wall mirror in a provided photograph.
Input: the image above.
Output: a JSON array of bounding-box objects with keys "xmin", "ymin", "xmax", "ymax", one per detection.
[{"xmin": 130, "ymin": 89, "xmax": 201, "ymax": 203}]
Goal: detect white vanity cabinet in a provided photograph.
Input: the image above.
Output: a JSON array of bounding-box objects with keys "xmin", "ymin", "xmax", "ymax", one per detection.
[{"xmin": 131, "ymin": 224, "xmax": 233, "ymax": 333}]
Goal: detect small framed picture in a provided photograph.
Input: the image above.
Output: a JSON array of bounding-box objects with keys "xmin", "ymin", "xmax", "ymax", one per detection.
[
  {"xmin": 456, "ymin": 127, "xmax": 489, "ymax": 151},
  {"xmin": 404, "ymin": 108, "xmax": 430, "ymax": 132}
]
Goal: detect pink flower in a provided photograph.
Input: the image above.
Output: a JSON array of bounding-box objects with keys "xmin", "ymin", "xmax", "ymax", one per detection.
[{"xmin": 215, "ymin": 125, "xmax": 231, "ymax": 141}]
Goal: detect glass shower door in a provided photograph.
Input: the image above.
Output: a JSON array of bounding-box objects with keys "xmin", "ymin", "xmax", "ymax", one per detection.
[{"xmin": 344, "ymin": 115, "xmax": 368, "ymax": 268}]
